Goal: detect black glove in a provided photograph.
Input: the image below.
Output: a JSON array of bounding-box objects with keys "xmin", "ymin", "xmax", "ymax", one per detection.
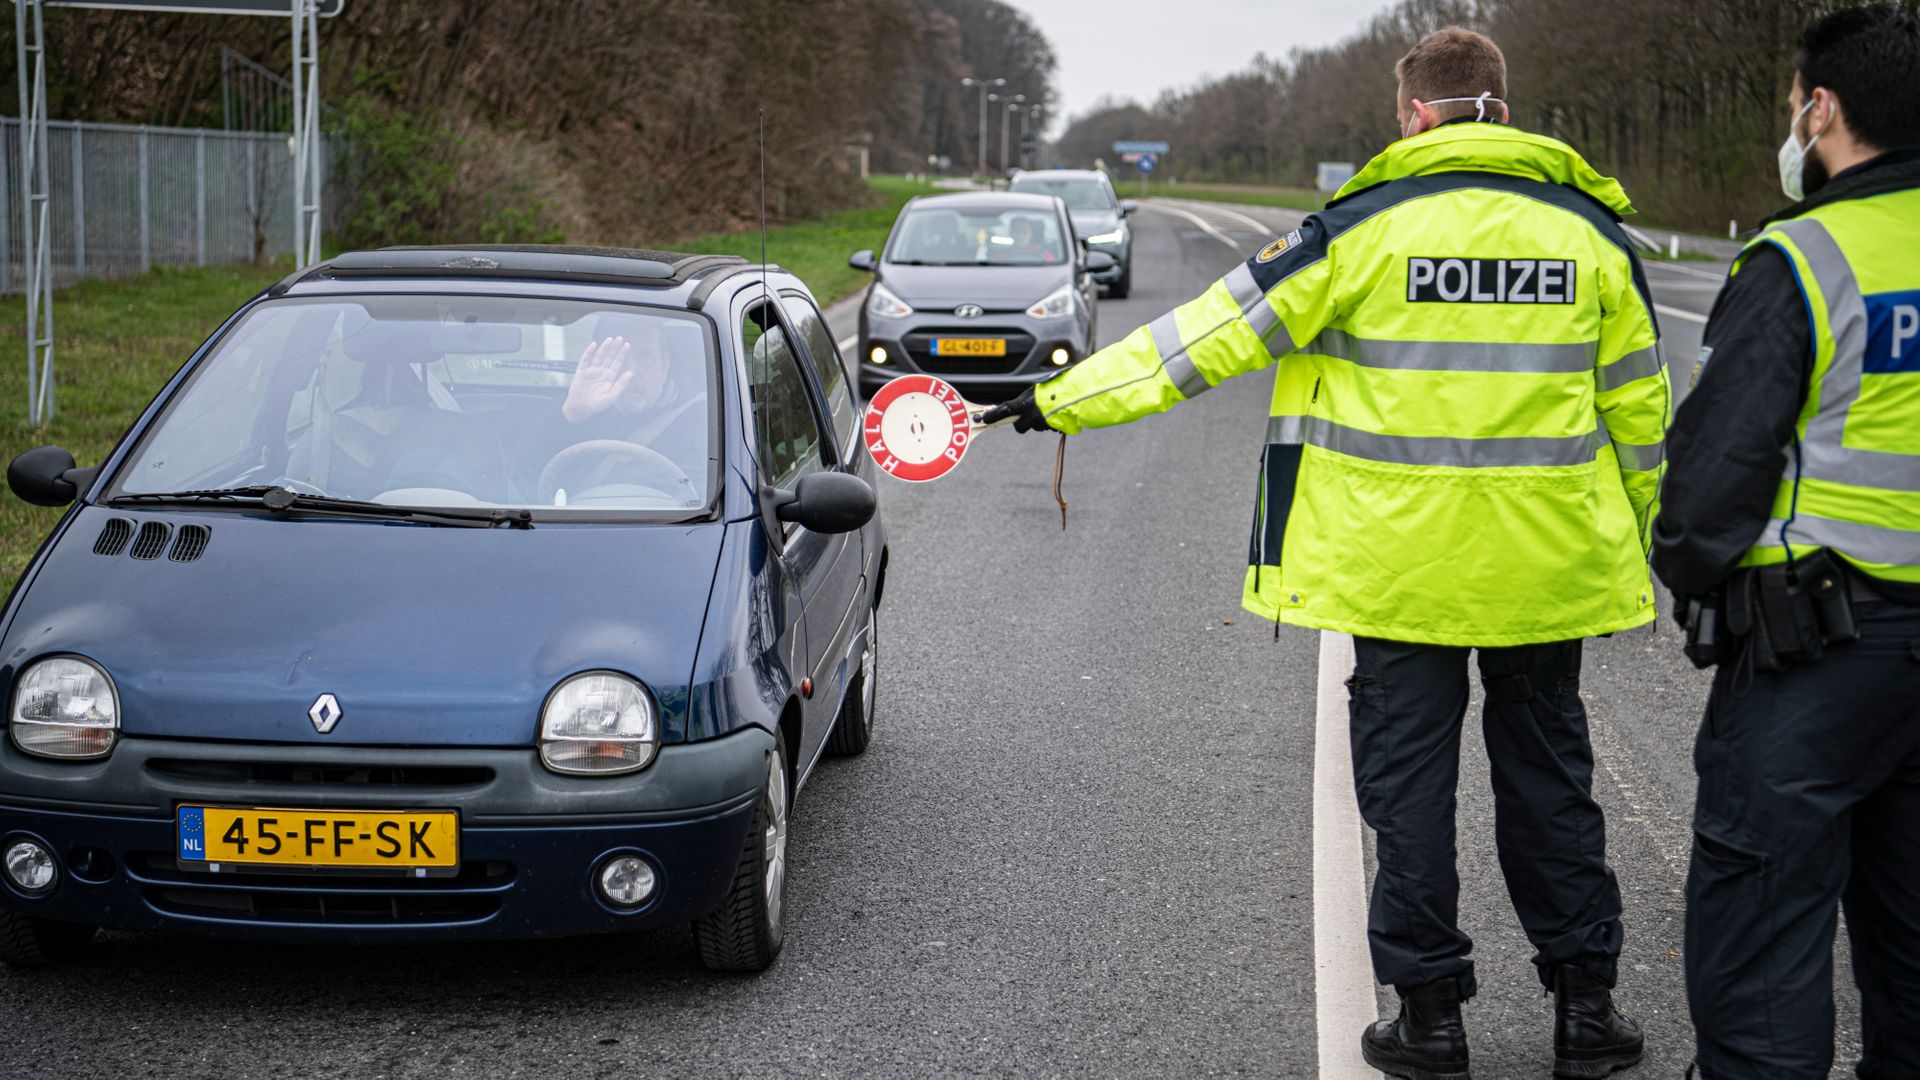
[{"xmin": 977, "ymin": 387, "xmax": 1052, "ymax": 433}]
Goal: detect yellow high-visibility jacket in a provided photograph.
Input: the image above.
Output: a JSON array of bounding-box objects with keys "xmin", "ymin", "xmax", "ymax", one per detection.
[
  {"xmin": 1735, "ymin": 185, "xmax": 1920, "ymax": 586},
  {"xmin": 1037, "ymin": 123, "xmax": 1670, "ymax": 646}
]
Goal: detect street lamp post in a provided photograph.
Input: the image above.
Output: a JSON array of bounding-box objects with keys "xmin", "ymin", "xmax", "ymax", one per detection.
[
  {"xmin": 1000, "ymin": 94, "xmax": 1026, "ymax": 175},
  {"xmin": 959, "ymin": 76, "xmax": 1006, "ymax": 178}
]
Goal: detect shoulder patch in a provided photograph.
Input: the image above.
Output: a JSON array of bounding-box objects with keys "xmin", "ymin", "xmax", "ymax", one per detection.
[
  {"xmin": 1256, "ymin": 230, "xmax": 1303, "ymax": 263},
  {"xmin": 1691, "ymin": 345, "xmax": 1712, "ymax": 389}
]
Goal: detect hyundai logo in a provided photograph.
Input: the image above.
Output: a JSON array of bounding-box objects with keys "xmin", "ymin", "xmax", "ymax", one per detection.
[
  {"xmin": 308, "ymin": 693, "xmax": 342, "ymax": 734},
  {"xmin": 953, "ymin": 304, "xmax": 984, "ymax": 319}
]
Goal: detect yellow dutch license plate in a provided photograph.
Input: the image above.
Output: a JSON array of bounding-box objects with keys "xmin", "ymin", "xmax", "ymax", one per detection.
[
  {"xmin": 932, "ymin": 337, "xmax": 1006, "ymax": 357},
  {"xmin": 176, "ymin": 805, "xmax": 459, "ymax": 871}
]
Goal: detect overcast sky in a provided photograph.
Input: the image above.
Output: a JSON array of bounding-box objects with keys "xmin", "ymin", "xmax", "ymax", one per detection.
[{"xmin": 1013, "ymin": 0, "xmax": 1401, "ymax": 128}]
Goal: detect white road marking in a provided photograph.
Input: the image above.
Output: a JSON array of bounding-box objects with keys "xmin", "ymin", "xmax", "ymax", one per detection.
[
  {"xmin": 1644, "ymin": 259, "xmax": 1730, "ymax": 283},
  {"xmin": 1152, "ymin": 196, "xmax": 1276, "ymax": 235},
  {"xmin": 1139, "ymin": 201, "xmax": 1245, "ymax": 251},
  {"xmin": 1655, "ymin": 303, "xmax": 1710, "ymax": 325},
  {"xmin": 1313, "ymin": 629, "xmax": 1379, "ymax": 1079},
  {"xmin": 836, "ymin": 334, "xmax": 856, "ymax": 351}
]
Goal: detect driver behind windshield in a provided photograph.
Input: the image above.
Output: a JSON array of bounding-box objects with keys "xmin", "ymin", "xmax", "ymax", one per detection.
[
  {"xmin": 525, "ymin": 318, "xmax": 704, "ymax": 497},
  {"xmin": 1008, "ymin": 216, "xmax": 1057, "ymax": 264}
]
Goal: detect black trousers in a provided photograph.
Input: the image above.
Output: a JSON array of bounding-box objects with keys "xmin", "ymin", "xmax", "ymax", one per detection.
[
  {"xmin": 1346, "ymin": 636, "xmax": 1624, "ymax": 998},
  {"xmin": 1687, "ymin": 601, "xmax": 1920, "ymax": 1080}
]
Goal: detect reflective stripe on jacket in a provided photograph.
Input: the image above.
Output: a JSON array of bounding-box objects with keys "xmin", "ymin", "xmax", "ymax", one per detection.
[
  {"xmin": 1737, "ymin": 185, "xmax": 1920, "ymax": 585},
  {"xmin": 1035, "ymin": 123, "xmax": 1670, "ymax": 646}
]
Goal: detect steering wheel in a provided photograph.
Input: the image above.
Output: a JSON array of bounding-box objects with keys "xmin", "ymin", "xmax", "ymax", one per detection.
[{"xmin": 538, "ymin": 439, "xmax": 693, "ymax": 505}]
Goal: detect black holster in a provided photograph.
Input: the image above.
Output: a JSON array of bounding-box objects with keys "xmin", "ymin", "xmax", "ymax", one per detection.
[{"xmin": 1722, "ymin": 549, "xmax": 1862, "ymax": 671}]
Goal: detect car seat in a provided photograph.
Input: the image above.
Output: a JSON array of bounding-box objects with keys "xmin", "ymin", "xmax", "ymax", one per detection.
[{"xmin": 317, "ymin": 319, "xmax": 514, "ymax": 501}]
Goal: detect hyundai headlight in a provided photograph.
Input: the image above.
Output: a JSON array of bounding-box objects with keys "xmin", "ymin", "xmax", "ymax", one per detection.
[
  {"xmin": 867, "ymin": 282, "xmax": 913, "ymax": 319},
  {"xmin": 1084, "ymin": 229, "xmax": 1125, "ymax": 246},
  {"xmin": 11, "ymin": 656, "xmax": 118, "ymax": 760},
  {"xmin": 1026, "ymin": 284, "xmax": 1077, "ymax": 319},
  {"xmin": 539, "ymin": 672, "xmax": 658, "ymax": 775}
]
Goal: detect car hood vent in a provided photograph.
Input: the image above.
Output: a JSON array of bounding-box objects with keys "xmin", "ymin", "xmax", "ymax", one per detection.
[
  {"xmin": 168, "ymin": 524, "xmax": 211, "ymax": 562},
  {"xmin": 94, "ymin": 517, "xmax": 134, "ymax": 556},
  {"xmin": 129, "ymin": 521, "xmax": 172, "ymax": 560}
]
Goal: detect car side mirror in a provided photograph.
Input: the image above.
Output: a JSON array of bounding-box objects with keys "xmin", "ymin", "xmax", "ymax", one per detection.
[
  {"xmin": 766, "ymin": 472, "xmax": 876, "ymax": 534},
  {"xmin": 1119, "ymin": 200, "xmax": 1137, "ymax": 217},
  {"xmin": 1084, "ymin": 250, "xmax": 1118, "ymax": 274},
  {"xmin": 848, "ymin": 250, "xmax": 877, "ymax": 272},
  {"xmin": 7, "ymin": 445, "xmax": 95, "ymax": 507}
]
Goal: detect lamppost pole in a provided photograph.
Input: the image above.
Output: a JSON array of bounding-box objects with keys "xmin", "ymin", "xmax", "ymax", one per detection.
[
  {"xmin": 959, "ymin": 76, "xmax": 1006, "ymax": 177},
  {"xmin": 1000, "ymin": 94, "xmax": 1025, "ymax": 175}
]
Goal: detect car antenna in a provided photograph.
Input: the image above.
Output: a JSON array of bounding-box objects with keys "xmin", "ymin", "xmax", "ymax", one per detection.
[{"xmin": 758, "ymin": 108, "xmax": 769, "ymax": 300}]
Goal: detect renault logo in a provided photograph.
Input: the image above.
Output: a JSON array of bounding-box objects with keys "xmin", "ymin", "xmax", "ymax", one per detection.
[
  {"xmin": 953, "ymin": 304, "xmax": 984, "ymax": 319},
  {"xmin": 308, "ymin": 693, "xmax": 342, "ymax": 734}
]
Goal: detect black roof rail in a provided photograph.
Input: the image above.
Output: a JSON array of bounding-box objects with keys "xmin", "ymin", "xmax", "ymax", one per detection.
[
  {"xmin": 296, "ymin": 245, "xmax": 749, "ymax": 289},
  {"xmin": 686, "ymin": 263, "xmax": 786, "ymax": 310},
  {"xmin": 267, "ymin": 258, "xmax": 334, "ymax": 298}
]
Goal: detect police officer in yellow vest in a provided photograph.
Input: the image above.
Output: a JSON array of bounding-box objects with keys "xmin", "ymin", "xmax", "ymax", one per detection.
[
  {"xmin": 982, "ymin": 26, "xmax": 1660, "ymax": 1080},
  {"xmin": 1650, "ymin": 6, "xmax": 1920, "ymax": 1078}
]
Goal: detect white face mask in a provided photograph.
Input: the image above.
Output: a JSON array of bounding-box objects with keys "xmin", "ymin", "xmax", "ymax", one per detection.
[
  {"xmin": 1777, "ymin": 98, "xmax": 1828, "ymax": 202},
  {"xmin": 1403, "ymin": 91, "xmax": 1506, "ymax": 138}
]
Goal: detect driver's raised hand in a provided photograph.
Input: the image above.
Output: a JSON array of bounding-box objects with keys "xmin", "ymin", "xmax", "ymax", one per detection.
[{"xmin": 562, "ymin": 337, "xmax": 635, "ymax": 423}]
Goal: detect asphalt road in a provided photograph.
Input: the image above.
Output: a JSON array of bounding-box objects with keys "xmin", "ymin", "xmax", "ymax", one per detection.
[{"xmin": 0, "ymin": 200, "xmax": 1861, "ymax": 1079}]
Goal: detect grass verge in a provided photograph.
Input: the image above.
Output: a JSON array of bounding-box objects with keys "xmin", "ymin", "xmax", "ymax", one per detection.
[
  {"xmin": 1154, "ymin": 181, "xmax": 1327, "ymax": 212},
  {"xmin": 682, "ymin": 174, "xmax": 934, "ymax": 306},
  {"xmin": 0, "ymin": 176, "xmax": 934, "ymax": 593}
]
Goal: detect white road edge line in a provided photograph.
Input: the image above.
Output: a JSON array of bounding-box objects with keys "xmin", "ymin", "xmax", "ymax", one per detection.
[
  {"xmin": 1655, "ymin": 303, "xmax": 1709, "ymax": 325},
  {"xmin": 1644, "ymin": 259, "xmax": 1729, "ymax": 283},
  {"xmin": 1140, "ymin": 201, "xmax": 1244, "ymax": 251},
  {"xmin": 1313, "ymin": 629, "xmax": 1378, "ymax": 1079},
  {"xmin": 1153, "ymin": 196, "xmax": 1276, "ymax": 236},
  {"xmin": 836, "ymin": 334, "xmax": 856, "ymax": 351}
]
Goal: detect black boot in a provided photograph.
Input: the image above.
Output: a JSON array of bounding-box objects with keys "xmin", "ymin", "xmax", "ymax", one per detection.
[
  {"xmin": 1552, "ymin": 966, "xmax": 1644, "ymax": 1078},
  {"xmin": 1361, "ymin": 979, "xmax": 1471, "ymax": 1080}
]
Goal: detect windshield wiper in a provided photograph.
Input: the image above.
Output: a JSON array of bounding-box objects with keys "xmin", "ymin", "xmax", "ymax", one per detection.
[{"xmin": 108, "ymin": 486, "xmax": 533, "ymax": 529}]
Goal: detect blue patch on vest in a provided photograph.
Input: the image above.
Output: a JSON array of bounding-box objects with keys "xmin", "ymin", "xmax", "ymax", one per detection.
[{"xmin": 1863, "ymin": 289, "xmax": 1920, "ymax": 374}]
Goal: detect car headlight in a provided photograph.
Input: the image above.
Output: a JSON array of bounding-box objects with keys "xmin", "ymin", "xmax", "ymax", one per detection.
[
  {"xmin": 1026, "ymin": 284, "xmax": 1077, "ymax": 319},
  {"xmin": 539, "ymin": 672, "xmax": 658, "ymax": 776},
  {"xmin": 1084, "ymin": 229, "xmax": 1125, "ymax": 246},
  {"xmin": 11, "ymin": 656, "xmax": 118, "ymax": 760},
  {"xmin": 867, "ymin": 282, "xmax": 913, "ymax": 319}
]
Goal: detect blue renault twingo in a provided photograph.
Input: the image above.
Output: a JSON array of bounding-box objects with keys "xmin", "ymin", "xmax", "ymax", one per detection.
[{"xmin": 0, "ymin": 246, "xmax": 885, "ymax": 971}]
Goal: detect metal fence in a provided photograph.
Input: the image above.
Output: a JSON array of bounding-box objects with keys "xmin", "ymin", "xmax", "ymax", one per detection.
[{"xmin": 0, "ymin": 117, "xmax": 344, "ymax": 294}]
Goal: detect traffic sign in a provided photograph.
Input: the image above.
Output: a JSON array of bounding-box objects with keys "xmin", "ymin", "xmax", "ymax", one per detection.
[
  {"xmin": 1112, "ymin": 140, "xmax": 1169, "ymax": 155},
  {"xmin": 863, "ymin": 375, "xmax": 977, "ymax": 482},
  {"xmin": 1137, "ymin": 154, "xmax": 1156, "ymax": 174}
]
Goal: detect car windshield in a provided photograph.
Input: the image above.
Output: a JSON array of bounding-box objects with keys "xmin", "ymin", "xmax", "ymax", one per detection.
[
  {"xmin": 887, "ymin": 207, "xmax": 1068, "ymax": 266},
  {"xmin": 1008, "ymin": 176, "xmax": 1113, "ymax": 211},
  {"xmin": 111, "ymin": 295, "xmax": 714, "ymax": 514}
]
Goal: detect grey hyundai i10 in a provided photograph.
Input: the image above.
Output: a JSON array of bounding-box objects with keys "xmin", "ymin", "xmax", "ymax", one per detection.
[{"xmin": 850, "ymin": 191, "xmax": 1115, "ymax": 401}]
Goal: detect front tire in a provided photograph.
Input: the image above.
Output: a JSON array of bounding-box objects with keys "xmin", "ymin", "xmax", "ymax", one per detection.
[
  {"xmin": 0, "ymin": 910, "xmax": 96, "ymax": 968},
  {"xmin": 1108, "ymin": 259, "xmax": 1132, "ymax": 299},
  {"xmin": 826, "ymin": 607, "xmax": 877, "ymax": 757},
  {"xmin": 693, "ymin": 738, "xmax": 790, "ymax": 972}
]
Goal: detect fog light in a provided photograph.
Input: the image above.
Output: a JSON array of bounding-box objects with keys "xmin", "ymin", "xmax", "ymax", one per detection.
[
  {"xmin": 869, "ymin": 345, "xmax": 889, "ymax": 365},
  {"xmin": 4, "ymin": 840, "xmax": 55, "ymax": 895},
  {"xmin": 596, "ymin": 855, "xmax": 657, "ymax": 908},
  {"xmin": 1050, "ymin": 347, "xmax": 1071, "ymax": 366}
]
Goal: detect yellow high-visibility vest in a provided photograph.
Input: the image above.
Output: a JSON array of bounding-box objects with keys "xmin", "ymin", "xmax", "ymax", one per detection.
[
  {"xmin": 1037, "ymin": 123, "xmax": 1670, "ymax": 646},
  {"xmin": 1736, "ymin": 185, "xmax": 1920, "ymax": 586}
]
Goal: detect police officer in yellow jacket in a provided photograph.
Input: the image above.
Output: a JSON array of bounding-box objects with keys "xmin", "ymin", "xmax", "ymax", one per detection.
[
  {"xmin": 982, "ymin": 27, "xmax": 1662, "ymax": 1080},
  {"xmin": 1651, "ymin": 6, "xmax": 1920, "ymax": 1078}
]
